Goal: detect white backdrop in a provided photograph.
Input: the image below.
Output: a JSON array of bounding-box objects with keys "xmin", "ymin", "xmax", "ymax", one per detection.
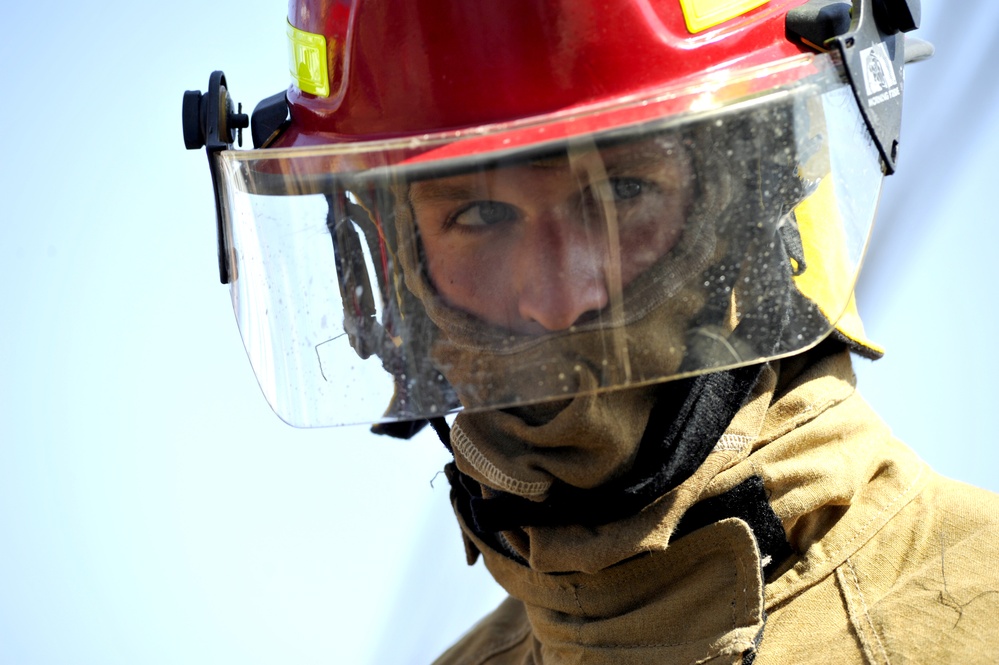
[{"xmin": 0, "ymin": 1, "xmax": 995, "ymax": 663}]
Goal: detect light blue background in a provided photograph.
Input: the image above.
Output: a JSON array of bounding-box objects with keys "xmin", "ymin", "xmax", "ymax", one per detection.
[{"xmin": 1, "ymin": 1, "xmax": 995, "ymax": 663}]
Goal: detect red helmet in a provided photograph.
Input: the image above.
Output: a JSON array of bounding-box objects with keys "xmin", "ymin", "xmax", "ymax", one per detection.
[
  {"xmin": 278, "ymin": 0, "xmax": 809, "ymax": 143},
  {"xmin": 184, "ymin": 0, "xmax": 923, "ymax": 427},
  {"xmin": 269, "ymin": 0, "xmax": 916, "ymax": 160}
]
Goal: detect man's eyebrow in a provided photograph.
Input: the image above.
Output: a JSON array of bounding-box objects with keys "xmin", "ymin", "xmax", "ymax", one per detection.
[
  {"xmin": 407, "ymin": 141, "xmax": 679, "ymax": 206},
  {"xmin": 408, "ymin": 179, "xmax": 481, "ymax": 205},
  {"xmin": 600, "ymin": 144, "xmax": 677, "ymax": 172}
]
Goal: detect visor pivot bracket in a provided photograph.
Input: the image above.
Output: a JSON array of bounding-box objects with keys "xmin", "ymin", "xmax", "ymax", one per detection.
[
  {"xmin": 182, "ymin": 70, "xmax": 245, "ymax": 283},
  {"xmin": 787, "ymin": 0, "xmax": 922, "ymax": 175}
]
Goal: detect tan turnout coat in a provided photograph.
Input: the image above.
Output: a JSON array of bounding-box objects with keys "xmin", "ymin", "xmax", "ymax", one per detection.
[{"xmin": 435, "ymin": 351, "xmax": 999, "ymax": 664}]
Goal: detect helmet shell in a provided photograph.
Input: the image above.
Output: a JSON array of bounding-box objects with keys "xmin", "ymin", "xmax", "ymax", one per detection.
[{"xmin": 277, "ymin": 0, "xmax": 812, "ymax": 146}]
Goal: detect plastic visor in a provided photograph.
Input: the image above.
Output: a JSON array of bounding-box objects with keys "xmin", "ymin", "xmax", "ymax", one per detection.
[{"xmin": 216, "ymin": 54, "xmax": 883, "ymax": 427}]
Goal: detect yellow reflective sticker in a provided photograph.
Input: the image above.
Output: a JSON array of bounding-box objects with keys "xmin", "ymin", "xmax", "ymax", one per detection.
[
  {"xmin": 679, "ymin": 0, "xmax": 769, "ymax": 33},
  {"xmin": 287, "ymin": 21, "xmax": 330, "ymax": 98}
]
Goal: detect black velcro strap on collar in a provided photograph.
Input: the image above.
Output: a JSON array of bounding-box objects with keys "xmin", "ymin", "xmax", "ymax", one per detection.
[{"xmin": 672, "ymin": 474, "xmax": 793, "ymax": 579}]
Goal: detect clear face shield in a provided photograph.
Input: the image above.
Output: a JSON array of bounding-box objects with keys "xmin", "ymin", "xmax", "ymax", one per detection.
[{"xmin": 214, "ymin": 53, "xmax": 883, "ymax": 427}]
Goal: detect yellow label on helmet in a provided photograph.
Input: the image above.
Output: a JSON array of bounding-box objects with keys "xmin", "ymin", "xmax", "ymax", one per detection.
[
  {"xmin": 287, "ymin": 21, "xmax": 330, "ymax": 98},
  {"xmin": 679, "ymin": 0, "xmax": 770, "ymax": 33}
]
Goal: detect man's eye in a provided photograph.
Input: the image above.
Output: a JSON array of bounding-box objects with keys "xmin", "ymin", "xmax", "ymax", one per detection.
[
  {"xmin": 590, "ymin": 178, "xmax": 646, "ymax": 204},
  {"xmin": 610, "ymin": 178, "xmax": 644, "ymax": 200},
  {"xmin": 451, "ymin": 201, "xmax": 517, "ymax": 228}
]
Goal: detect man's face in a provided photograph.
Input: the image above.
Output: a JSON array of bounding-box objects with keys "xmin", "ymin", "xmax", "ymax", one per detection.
[{"xmin": 409, "ymin": 137, "xmax": 693, "ymax": 334}]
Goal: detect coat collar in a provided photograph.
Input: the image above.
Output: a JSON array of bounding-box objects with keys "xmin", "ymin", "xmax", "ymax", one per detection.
[{"xmin": 450, "ymin": 348, "xmax": 929, "ymax": 661}]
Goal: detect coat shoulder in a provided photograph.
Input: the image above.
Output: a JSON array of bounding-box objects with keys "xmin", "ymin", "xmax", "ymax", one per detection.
[
  {"xmin": 433, "ymin": 596, "xmax": 534, "ymax": 665},
  {"xmin": 848, "ymin": 472, "xmax": 999, "ymax": 663}
]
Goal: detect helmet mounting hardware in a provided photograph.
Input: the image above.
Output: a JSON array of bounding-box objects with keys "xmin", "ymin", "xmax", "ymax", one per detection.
[
  {"xmin": 182, "ymin": 71, "xmax": 249, "ymax": 284},
  {"xmin": 787, "ymin": 0, "xmax": 922, "ymax": 174}
]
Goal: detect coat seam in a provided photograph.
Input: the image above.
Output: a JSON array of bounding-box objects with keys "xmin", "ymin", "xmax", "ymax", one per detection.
[
  {"xmin": 842, "ymin": 557, "xmax": 891, "ymax": 665},
  {"xmin": 831, "ymin": 464, "xmax": 926, "ymax": 564},
  {"xmin": 754, "ymin": 381, "xmax": 854, "ymax": 447},
  {"xmin": 451, "ymin": 422, "xmax": 552, "ymax": 497},
  {"xmin": 766, "ymin": 459, "xmax": 928, "ymax": 609}
]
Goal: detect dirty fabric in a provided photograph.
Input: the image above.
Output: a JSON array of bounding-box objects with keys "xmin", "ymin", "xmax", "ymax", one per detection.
[
  {"xmin": 450, "ymin": 362, "xmax": 763, "ymax": 533},
  {"xmin": 434, "ymin": 350, "xmax": 999, "ymax": 664}
]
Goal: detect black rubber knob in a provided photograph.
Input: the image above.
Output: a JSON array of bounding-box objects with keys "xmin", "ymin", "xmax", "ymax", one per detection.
[{"xmin": 182, "ymin": 90, "xmax": 205, "ymax": 150}]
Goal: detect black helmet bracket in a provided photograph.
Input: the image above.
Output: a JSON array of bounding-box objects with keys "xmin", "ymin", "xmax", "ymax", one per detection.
[
  {"xmin": 787, "ymin": 0, "xmax": 924, "ymax": 175},
  {"xmin": 183, "ymin": 71, "xmax": 250, "ymax": 284},
  {"xmin": 183, "ymin": 72, "xmax": 291, "ymax": 284}
]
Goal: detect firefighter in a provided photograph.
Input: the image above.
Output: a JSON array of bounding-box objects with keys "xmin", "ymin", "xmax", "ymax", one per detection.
[{"xmin": 183, "ymin": 0, "xmax": 999, "ymax": 661}]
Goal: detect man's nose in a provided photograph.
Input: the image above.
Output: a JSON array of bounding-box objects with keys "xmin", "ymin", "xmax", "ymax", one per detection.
[{"xmin": 515, "ymin": 214, "xmax": 610, "ymax": 331}]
